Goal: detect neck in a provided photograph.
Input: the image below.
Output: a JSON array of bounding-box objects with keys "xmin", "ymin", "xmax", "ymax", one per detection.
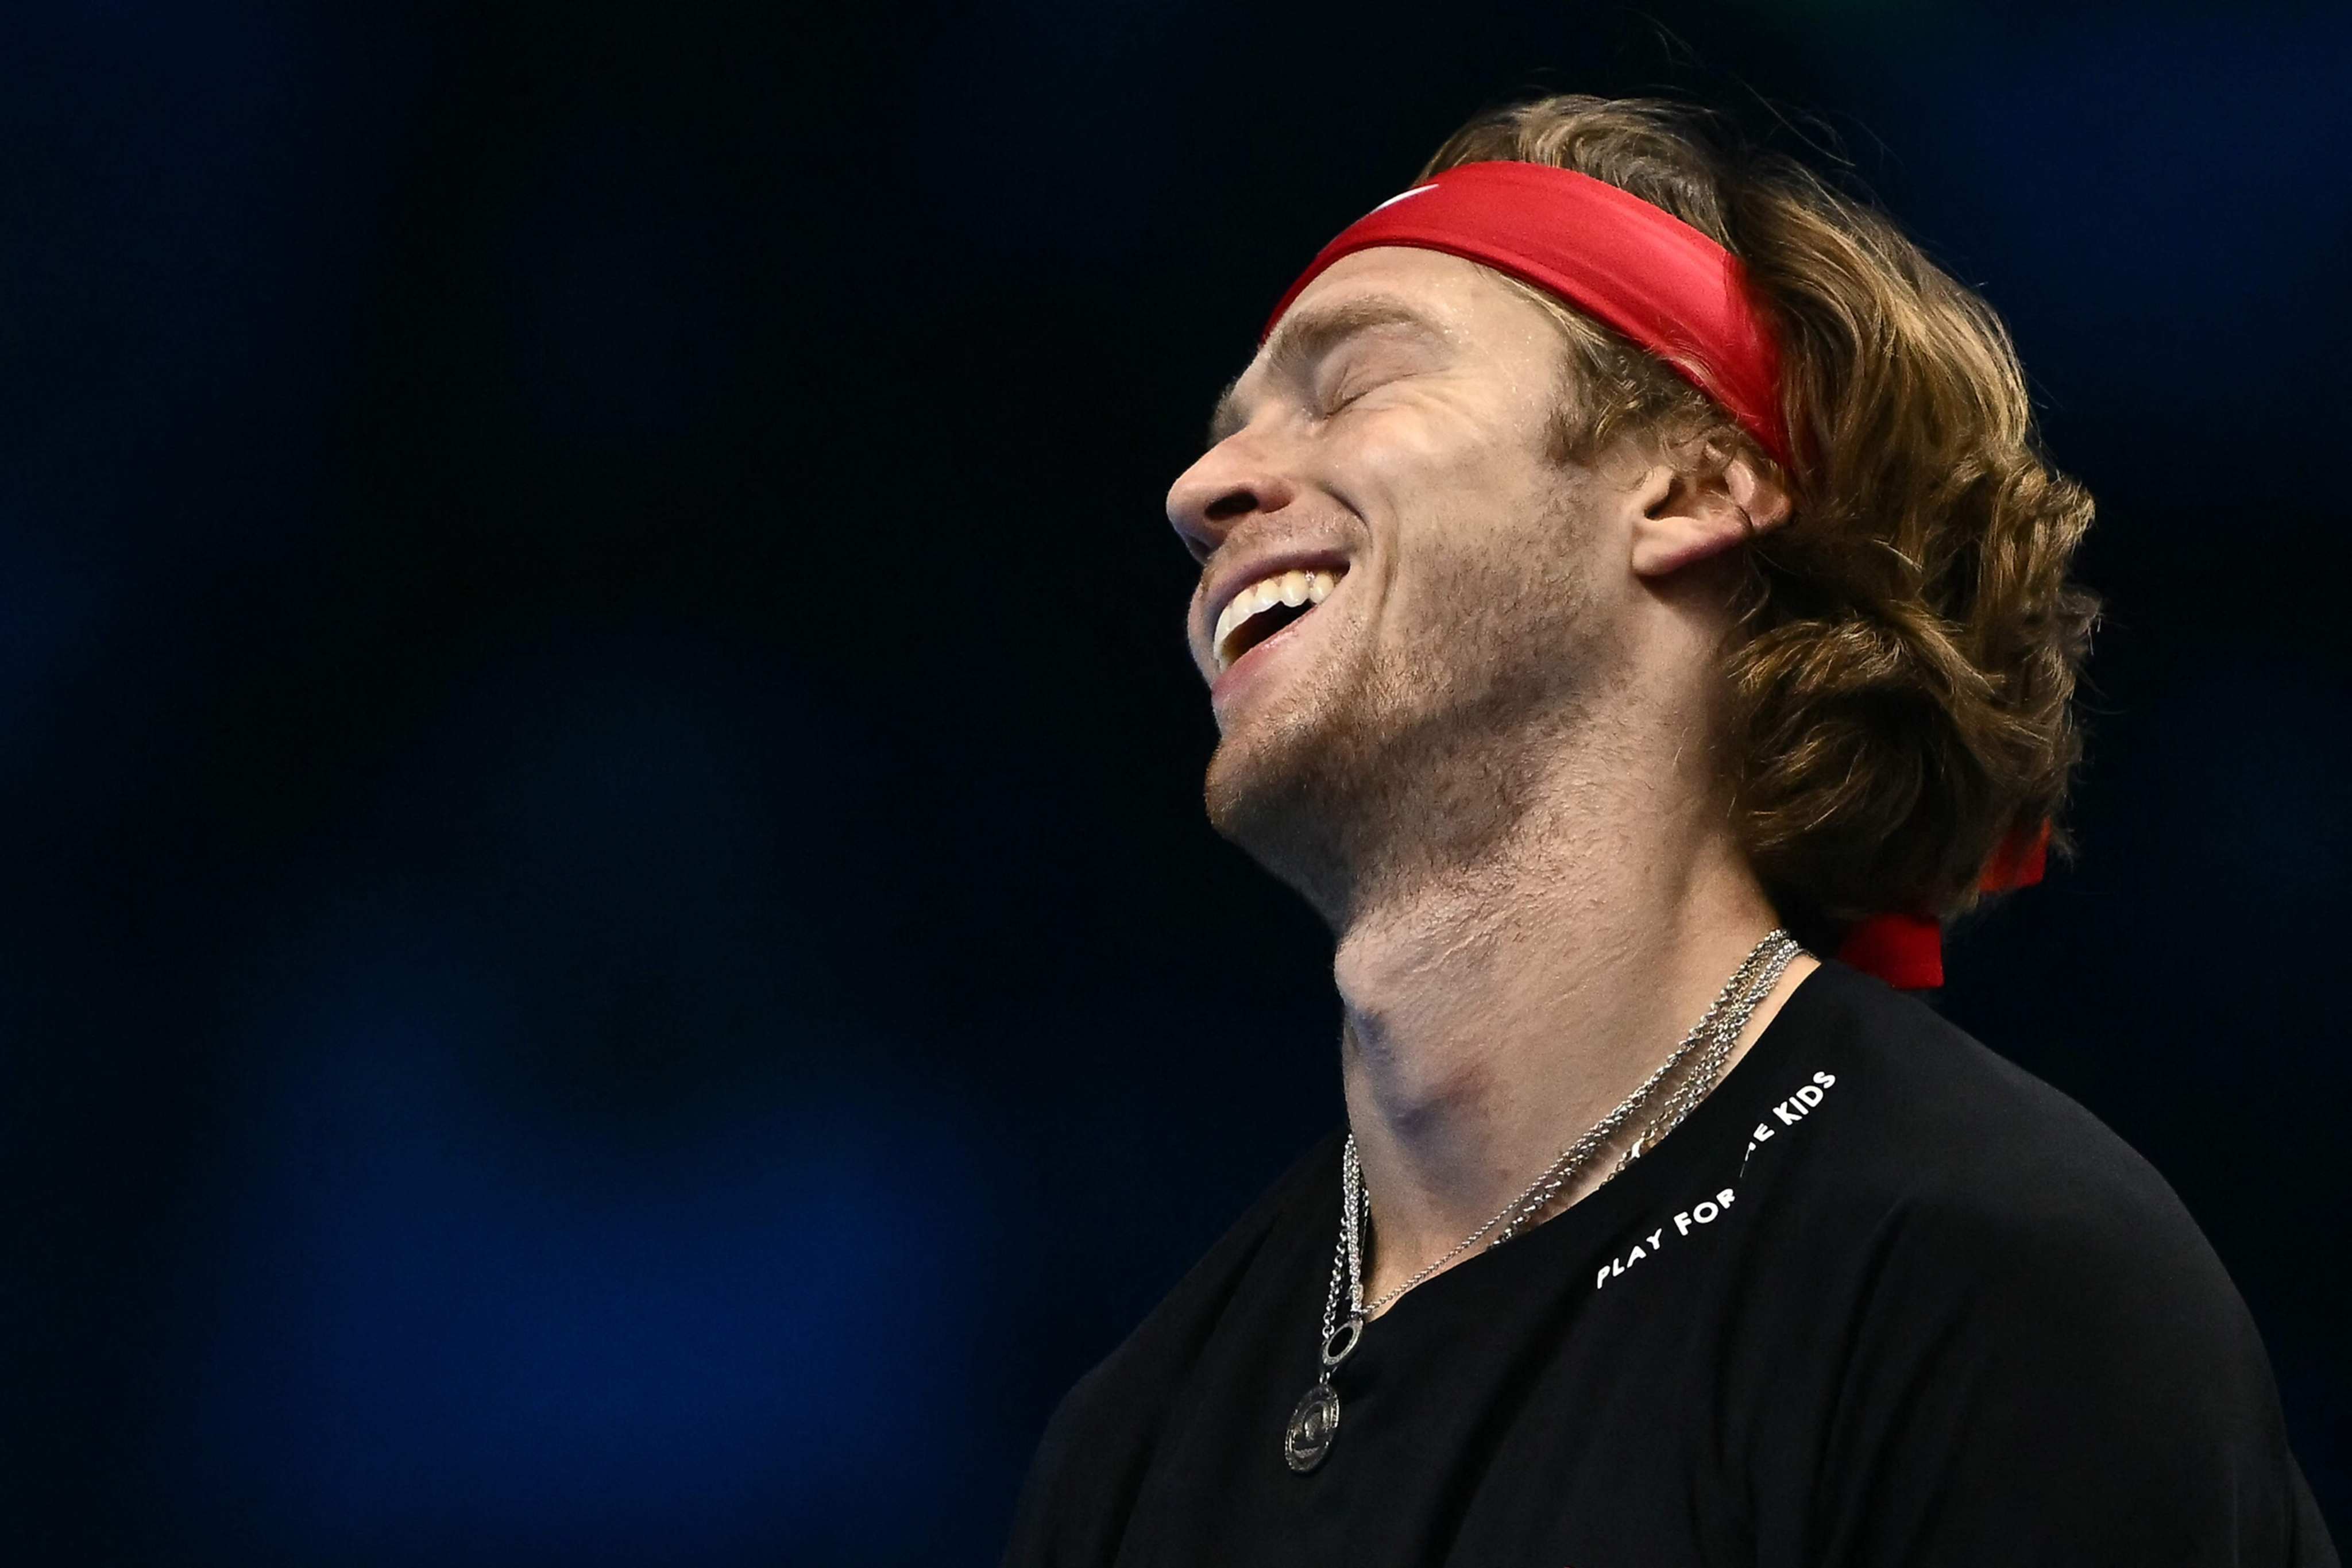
[{"xmin": 1331, "ymin": 767, "xmax": 1813, "ymax": 1311}]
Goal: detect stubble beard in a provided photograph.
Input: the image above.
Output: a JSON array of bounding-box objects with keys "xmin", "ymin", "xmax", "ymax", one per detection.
[{"xmin": 1204, "ymin": 491, "xmax": 1612, "ymax": 933}]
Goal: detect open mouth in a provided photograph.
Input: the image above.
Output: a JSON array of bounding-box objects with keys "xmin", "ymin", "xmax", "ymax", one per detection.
[{"xmin": 1213, "ymin": 568, "xmax": 1343, "ymax": 674}]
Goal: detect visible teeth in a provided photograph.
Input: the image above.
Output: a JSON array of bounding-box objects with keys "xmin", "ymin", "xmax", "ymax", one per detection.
[{"xmin": 1212, "ymin": 566, "xmax": 1347, "ymax": 671}]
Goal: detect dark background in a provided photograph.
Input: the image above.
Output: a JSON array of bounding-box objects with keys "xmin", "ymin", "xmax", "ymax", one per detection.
[{"xmin": 4, "ymin": 0, "xmax": 2345, "ymax": 1561}]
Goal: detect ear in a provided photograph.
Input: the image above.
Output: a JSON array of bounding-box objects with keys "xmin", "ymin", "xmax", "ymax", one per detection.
[{"xmin": 1627, "ymin": 449, "xmax": 1792, "ymax": 580}]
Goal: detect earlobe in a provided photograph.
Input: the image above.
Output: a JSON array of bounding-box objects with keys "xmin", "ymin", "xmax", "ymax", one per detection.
[{"xmin": 1628, "ymin": 451, "xmax": 1792, "ymax": 580}]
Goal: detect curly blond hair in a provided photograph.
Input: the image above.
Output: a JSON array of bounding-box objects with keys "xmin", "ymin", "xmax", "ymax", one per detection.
[{"xmin": 1422, "ymin": 95, "xmax": 2099, "ymax": 932}]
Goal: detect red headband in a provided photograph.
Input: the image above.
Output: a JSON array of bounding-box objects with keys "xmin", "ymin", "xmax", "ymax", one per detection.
[
  {"xmin": 1262, "ymin": 160, "xmax": 1793, "ymax": 468},
  {"xmin": 1264, "ymin": 160, "xmax": 2049, "ymax": 990}
]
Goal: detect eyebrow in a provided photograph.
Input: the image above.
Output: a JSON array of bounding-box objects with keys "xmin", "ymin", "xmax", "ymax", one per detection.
[{"xmin": 1204, "ymin": 295, "xmax": 1453, "ymax": 449}]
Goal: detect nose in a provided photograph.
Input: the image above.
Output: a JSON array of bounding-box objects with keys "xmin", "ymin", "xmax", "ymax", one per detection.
[{"xmin": 1165, "ymin": 430, "xmax": 1300, "ymax": 563}]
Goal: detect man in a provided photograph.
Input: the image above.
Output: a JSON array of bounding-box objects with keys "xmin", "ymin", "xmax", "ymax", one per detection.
[{"xmin": 1003, "ymin": 95, "xmax": 2338, "ymax": 1565}]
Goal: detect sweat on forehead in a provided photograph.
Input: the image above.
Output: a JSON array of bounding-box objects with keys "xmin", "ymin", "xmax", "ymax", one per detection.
[{"xmin": 1205, "ymin": 286, "xmax": 1464, "ymax": 449}]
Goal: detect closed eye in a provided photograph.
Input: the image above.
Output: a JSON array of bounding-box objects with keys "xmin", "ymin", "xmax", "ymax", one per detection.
[
  {"xmin": 1319, "ymin": 373, "xmax": 1384, "ymax": 418},
  {"xmin": 1318, "ymin": 356, "xmax": 1415, "ymax": 417}
]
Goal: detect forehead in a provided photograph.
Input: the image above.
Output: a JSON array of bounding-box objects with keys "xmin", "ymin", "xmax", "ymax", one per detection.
[
  {"xmin": 1208, "ymin": 248, "xmax": 1563, "ymax": 443},
  {"xmin": 1272, "ymin": 246, "xmax": 1533, "ymax": 343}
]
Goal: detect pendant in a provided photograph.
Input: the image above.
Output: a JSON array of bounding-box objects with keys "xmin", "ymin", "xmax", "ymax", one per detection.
[{"xmin": 1284, "ymin": 1381, "xmax": 1341, "ymax": 1472}]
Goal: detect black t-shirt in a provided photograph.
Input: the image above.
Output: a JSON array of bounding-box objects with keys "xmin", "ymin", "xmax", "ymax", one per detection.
[{"xmin": 1004, "ymin": 960, "xmax": 2339, "ymax": 1567}]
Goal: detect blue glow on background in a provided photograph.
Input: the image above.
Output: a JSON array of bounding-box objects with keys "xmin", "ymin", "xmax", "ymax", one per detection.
[
  {"xmin": 150, "ymin": 646, "xmax": 1008, "ymax": 1561},
  {"xmin": 169, "ymin": 958, "xmax": 994, "ymax": 1562}
]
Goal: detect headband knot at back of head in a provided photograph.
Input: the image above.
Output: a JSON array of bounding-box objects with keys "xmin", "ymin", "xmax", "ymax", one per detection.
[{"xmin": 1261, "ymin": 160, "xmax": 1793, "ymax": 469}]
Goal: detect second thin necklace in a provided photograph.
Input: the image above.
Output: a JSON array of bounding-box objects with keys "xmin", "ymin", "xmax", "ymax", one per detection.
[{"xmin": 1280, "ymin": 929, "xmax": 1803, "ymax": 1474}]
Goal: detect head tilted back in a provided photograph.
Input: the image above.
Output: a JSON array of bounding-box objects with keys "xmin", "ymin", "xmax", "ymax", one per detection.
[{"xmin": 1276, "ymin": 95, "xmax": 2098, "ymax": 983}]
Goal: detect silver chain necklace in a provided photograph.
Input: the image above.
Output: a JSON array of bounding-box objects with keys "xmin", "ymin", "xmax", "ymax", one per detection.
[{"xmin": 1281, "ymin": 929, "xmax": 1802, "ymax": 1474}]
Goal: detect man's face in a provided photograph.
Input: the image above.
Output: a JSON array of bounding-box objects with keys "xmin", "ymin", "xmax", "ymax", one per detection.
[{"xmin": 1165, "ymin": 248, "xmax": 1639, "ymax": 921}]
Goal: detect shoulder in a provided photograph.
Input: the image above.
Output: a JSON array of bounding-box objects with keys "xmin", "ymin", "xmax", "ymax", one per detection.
[
  {"xmin": 1743, "ymin": 966, "xmax": 2332, "ymax": 1563},
  {"xmin": 1736, "ymin": 959, "xmax": 2267, "ymax": 1389},
  {"xmin": 1760, "ymin": 959, "xmax": 2219, "ymax": 1273}
]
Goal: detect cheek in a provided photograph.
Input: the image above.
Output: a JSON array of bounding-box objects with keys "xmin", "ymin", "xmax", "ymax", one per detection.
[
  {"xmin": 1379, "ymin": 437, "xmax": 1563, "ymax": 566},
  {"xmin": 1400, "ymin": 475, "xmax": 1603, "ymax": 647},
  {"xmin": 1334, "ymin": 405, "xmax": 1528, "ymax": 537},
  {"xmin": 1326, "ymin": 395, "xmax": 1584, "ymax": 625}
]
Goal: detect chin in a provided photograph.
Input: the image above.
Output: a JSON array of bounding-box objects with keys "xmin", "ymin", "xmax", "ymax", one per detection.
[
  {"xmin": 1203, "ymin": 708, "xmax": 1319, "ymax": 848},
  {"xmin": 1202, "ymin": 685, "xmax": 1380, "ymax": 924}
]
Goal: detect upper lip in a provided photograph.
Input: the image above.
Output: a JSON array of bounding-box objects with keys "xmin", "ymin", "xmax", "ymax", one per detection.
[{"xmin": 1196, "ymin": 545, "xmax": 1354, "ymax": 665}]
